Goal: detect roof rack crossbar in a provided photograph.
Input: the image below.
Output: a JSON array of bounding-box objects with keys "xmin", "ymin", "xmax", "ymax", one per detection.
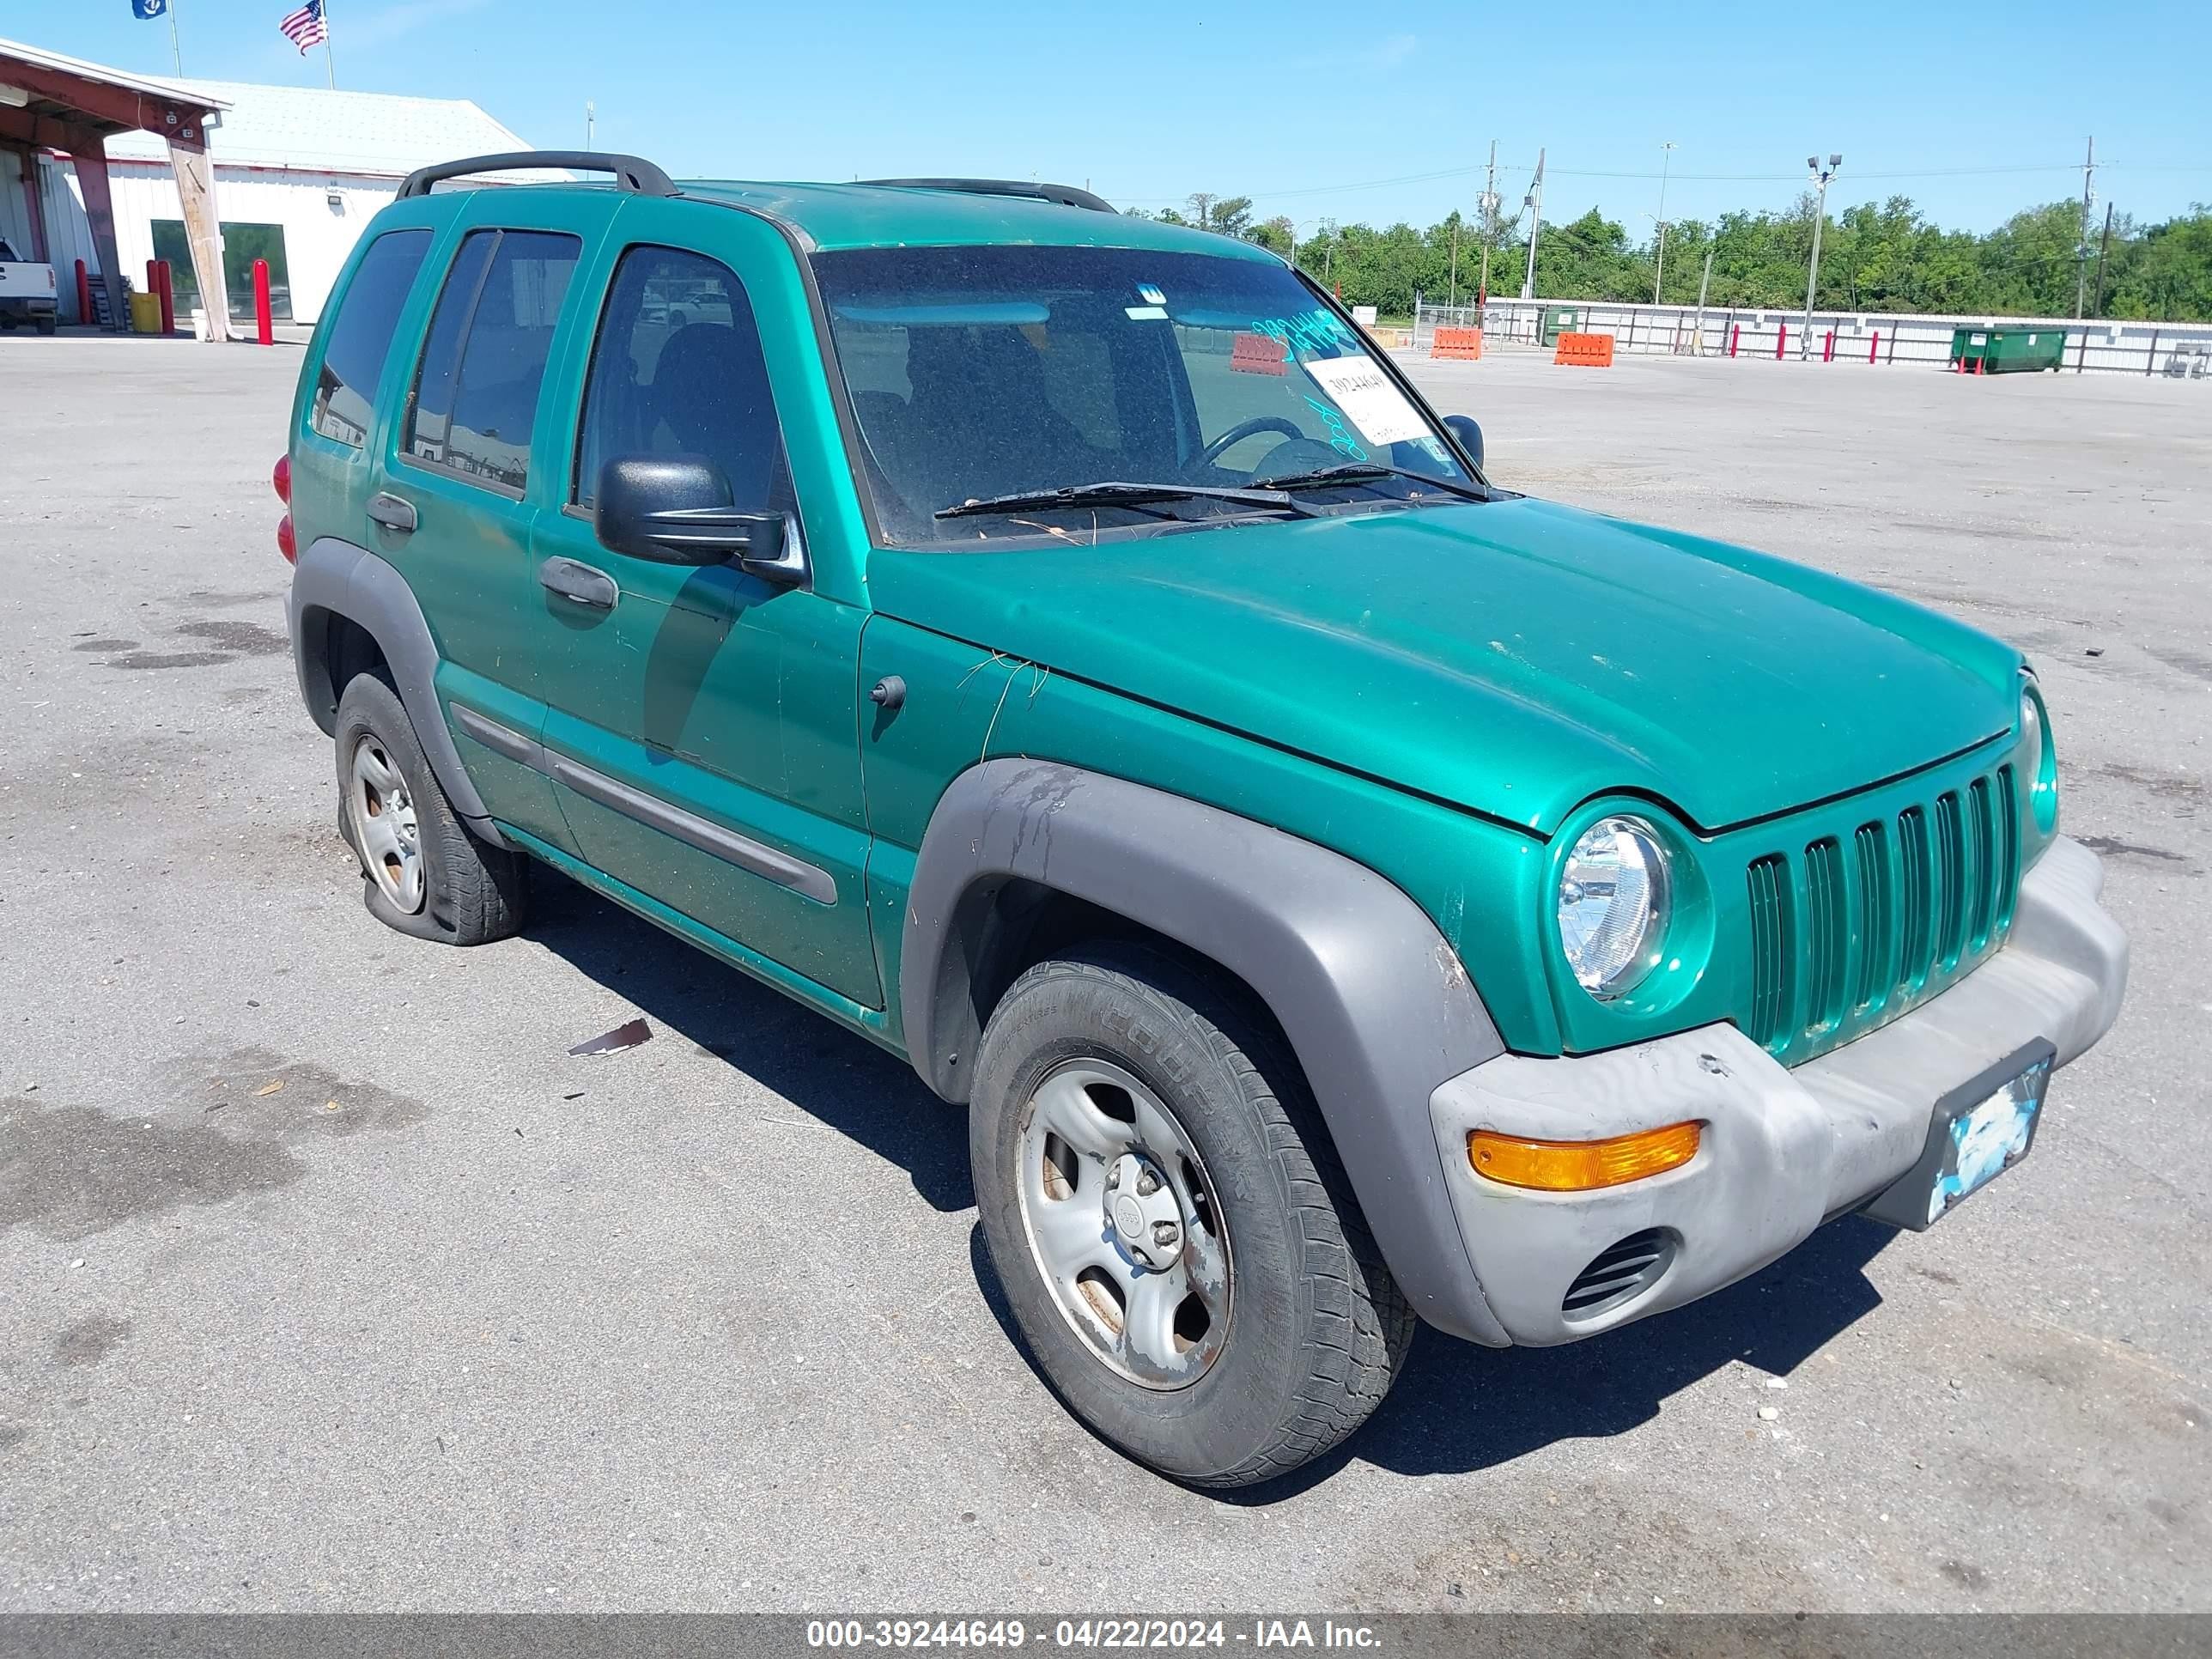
[
  {"xmin": 858, "ymin": 177, "xmax": 1117, "ymax": 215},
  {"xmin": 397, "ymin": 150, "xmax": 678, "ymax": 201}
]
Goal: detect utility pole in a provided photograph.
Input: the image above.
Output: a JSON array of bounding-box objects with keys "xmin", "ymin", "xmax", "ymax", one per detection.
[
  {"xmin": 2075, "ymin": 136, "xmax": 2096, "ymax": 319},
  {"xmin": 1448, "ymin": 216, "xmax": 1460, "ymax": 308},
  {"xmin": 1520, "ymin": 148, "xmax": 1546, "ymax": 302},
  {"xmin": 1476, "ymin": 138, "xmax": 1499, "ymax": 306},
  {"xmin": 1692, "ymin": 246, "xmax": 1714, "ymax": 355},
  {"xmin": 1652, "ymin": 140, "xmax": 1675, "ymax": 304},
  {"xmin": 1800, "ymin": 152, "xmax": 1841, "ymax": 360},
  {"xmin": 2090, "ymin": 200, "xmax": 2114, "ymax": 317},
  {"xmin": 586, "ymin": 101, "xmax": 595, "ymax": 149}
]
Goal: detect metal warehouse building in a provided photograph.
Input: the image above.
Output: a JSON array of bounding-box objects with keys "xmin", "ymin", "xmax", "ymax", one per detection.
[{"xmin": 3, "ymin": 34, "xmax": 530, "ymax": 336}]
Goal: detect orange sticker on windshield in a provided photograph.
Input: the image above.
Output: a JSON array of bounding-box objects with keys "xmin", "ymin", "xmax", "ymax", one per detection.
[{"xmin": 1231, "ymin": 332, "xmax": 1288, "ymax": 375}]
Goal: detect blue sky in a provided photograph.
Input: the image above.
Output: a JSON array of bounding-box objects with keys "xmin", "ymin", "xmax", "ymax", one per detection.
[{"xmin": 7, "ymin": 0, "xmax": 2208, "ymax": 235}]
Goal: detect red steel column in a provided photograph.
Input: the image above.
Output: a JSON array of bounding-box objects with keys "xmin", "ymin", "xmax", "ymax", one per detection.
[
  {"xmin": 253, "ymin": 258, "xmax": 273, "ymax": 346},
  {"xmin": 75, "ymin": 258, "xmax": 91, "ymax": 324}
]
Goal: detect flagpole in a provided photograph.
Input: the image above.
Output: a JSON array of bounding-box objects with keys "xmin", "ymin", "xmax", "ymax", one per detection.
[
  {"xmin": 167, "ymin": 0, "xmax": 183, "ymax": 76},
  {"xmin": 320, "ymin": 0, "xmax": 336, "ymax": 89}
]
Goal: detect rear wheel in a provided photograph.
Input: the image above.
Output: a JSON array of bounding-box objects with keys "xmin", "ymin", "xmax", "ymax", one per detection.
[
  {"xmin": 969, "ymin": 943, "xmax": 1413, "ymax": 1487},
  {"xmin": 333, "ymin": 671, "xmax": 526, "ymax": 945}
]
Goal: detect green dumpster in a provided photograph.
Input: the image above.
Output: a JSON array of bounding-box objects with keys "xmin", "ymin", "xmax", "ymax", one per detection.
[
  {"xmin": 1950, "ymin": 325, "xmax": 2068, "ymax": 374},
  {"xmin": 1540, "ymin": 305, "xmax": 1583, "ymax": 348}
]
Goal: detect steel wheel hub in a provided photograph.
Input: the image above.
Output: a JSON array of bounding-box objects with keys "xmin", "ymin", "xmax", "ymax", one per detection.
[{"xmin": 1014, "ymin": 1057, "xmax": 1231, "ymax": 1390}]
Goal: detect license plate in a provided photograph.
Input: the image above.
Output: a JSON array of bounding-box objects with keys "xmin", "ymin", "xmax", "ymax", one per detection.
[{"xmin": 1863, "ymin": 1040, "xmax": 2055, "ymax": 1231}]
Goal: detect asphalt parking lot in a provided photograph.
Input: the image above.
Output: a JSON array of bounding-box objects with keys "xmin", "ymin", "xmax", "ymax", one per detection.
[{"xmin": 3, "ymin": 335, "xmax": 2208, "ymax": 1613}]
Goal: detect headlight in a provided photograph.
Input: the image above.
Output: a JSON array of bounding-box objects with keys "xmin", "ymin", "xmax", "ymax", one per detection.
[
  {"xmin": 1558, "ymin": 816, "xmax": 1671, "ymax": 1000},
  {"xmin": 2022, "ymin": 682, "xmax": 2058, "ymax": 832}
]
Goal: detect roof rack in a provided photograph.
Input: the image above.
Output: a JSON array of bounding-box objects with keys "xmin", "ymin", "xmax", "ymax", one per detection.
[
  {"xmin": 397, "ymin": 150, "xmax": 677, "ymax": 201},
  {"xmin": 858, "ymin": 178, "xmax": 1117, "ymax": 215}
]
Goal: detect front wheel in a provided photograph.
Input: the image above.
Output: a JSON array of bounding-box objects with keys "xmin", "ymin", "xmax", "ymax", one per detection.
[{"xmin": 970, "ymin": 944, "xmax": 1413, "ymax": 1487}]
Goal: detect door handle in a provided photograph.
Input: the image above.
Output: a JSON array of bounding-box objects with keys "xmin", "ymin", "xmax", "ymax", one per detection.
[
  {"xmin": 366, "ymin": 491, "xmax": 417, "ymax": 534},
  {"xmin": 538, "ymin": 556, "xmax": 618, "ymax": 611}
]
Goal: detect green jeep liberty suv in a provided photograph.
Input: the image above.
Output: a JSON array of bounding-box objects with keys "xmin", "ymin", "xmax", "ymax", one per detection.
[{"xmin": 280, "ymin": 153, "xmax": 2128, "ymax": 1487}]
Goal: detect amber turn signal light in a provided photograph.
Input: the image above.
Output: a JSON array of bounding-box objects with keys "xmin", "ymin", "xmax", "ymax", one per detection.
[{"xmin": 1468, "ymin": 1121, "xmax": 1702, "ymax": 1191}]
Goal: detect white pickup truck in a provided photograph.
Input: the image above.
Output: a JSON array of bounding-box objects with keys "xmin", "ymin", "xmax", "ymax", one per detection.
[{"xmin": 0, "ymin": 239, "xmax": 59, "ymax": 334}]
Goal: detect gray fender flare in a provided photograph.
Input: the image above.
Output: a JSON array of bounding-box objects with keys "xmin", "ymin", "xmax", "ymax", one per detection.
[
  {"xmin": 902, "ymin": 758, "xmax": 1511, "ymax": 1344},
  {"xmin": 287, "ymin": 535, "xmax": 503, "ymax": 841}
]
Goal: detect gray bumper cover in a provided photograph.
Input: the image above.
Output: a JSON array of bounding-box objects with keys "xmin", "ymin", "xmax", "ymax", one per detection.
[{"xmin": 1428, "ymin": 836, "xmax": 2127, "ymax": 1347}]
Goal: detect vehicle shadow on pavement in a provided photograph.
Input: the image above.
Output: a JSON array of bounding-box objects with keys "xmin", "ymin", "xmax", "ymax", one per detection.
[
  {"xmin": 525, "ymin": 871, "xmax": 975, "ymax": 1213},
  {"xmin": 968, "ymin": 1214, "xmax": 1895, "ymax": 1504},
  {"xmin": 1237, "ymin": 1215, "xmax": 1895, "ymax": 1501}
]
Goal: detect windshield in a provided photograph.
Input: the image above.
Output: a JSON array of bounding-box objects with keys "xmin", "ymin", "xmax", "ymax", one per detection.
[{"xmin": 812, "ymin": 244, "xmax": 1475, "ymax": 544}]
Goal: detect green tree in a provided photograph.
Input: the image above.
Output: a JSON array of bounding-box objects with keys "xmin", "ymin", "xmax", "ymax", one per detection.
[
  {"xmin": 2106, "ymin": 207, "xmax": 2212, "ymax": 319},
  {"xmin": 1126, "ymin": 185, "xmax": 2212, "ymax": 321}
]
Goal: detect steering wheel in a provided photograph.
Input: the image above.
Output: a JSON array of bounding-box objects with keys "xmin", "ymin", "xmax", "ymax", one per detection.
[
  {"xmin": 1195, "ymin": 416, "xmax": 1305, "ymax": 472},
  {"xmin": 1249, "ymin": 436, "xmax": 1344, "ymax": 479}
]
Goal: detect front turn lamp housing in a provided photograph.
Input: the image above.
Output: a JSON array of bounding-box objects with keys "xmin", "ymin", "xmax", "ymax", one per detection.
[
  {"xmin": 1470, "ymin": 1121, "xmax": 1703, "ymax": 1191},
  {"xmin": 1557, "ymin": 815, "xmax": 1672, "ymax": 1000}
]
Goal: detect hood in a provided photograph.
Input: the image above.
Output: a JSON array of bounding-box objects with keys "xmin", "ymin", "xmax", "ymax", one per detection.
[{"xmin": 866, "ymin": 498, "xmax": 2023, "ymax": 836}]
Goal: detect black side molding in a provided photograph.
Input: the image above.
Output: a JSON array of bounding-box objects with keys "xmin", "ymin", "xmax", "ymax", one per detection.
[
  {"xmin": 858, "ymin": 178, "xmax": 1116, "ymax": 215},
  {"xmin": 397, "ymin": 151, "xmax": 677, "ymax": 200}
]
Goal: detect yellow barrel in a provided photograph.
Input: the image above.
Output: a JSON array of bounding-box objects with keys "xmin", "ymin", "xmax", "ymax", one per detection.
[{"xmin": 128, "ymin": 290, "xmax": 163, "ymax": 333}]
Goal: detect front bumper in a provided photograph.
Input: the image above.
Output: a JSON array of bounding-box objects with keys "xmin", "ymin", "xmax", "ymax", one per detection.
[{"xmin": 1428, "ymin": 835, "xmax": 2127, "ymax": 1346}]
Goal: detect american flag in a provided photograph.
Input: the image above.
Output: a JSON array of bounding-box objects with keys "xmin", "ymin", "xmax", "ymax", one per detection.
[{"xmin": 278, "ymin": 0, "xmax": 327, "ymax": 52}]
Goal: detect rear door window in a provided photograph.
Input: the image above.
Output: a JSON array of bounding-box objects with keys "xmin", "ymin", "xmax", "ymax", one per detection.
[
  {"xmin": 404, "ymin": 228, "xmax": 581, "ymax": 495},
  {"xmin": 310, "ymin": 228, "xmax": 431, "ymax": 447}
]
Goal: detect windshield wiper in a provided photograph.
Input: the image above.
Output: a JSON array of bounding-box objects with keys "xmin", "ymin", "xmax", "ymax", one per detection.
[
  {"xmin": 1250, "ymin": 462, "xmax": 1490, "ymax": 504},
  {"xmin": 935, "ymin": 480, "xmax": 1317, "ymax": 521}
]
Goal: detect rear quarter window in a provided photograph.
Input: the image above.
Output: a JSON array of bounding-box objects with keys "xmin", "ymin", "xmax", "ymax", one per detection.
[{"xmin": 311, "ymin": 229, "xmax": 433, "ymax": 447}]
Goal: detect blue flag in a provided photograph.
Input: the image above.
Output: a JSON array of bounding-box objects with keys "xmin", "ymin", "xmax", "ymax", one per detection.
[{"xmin": 132, "ymin": 0, "xmax": 168, "ymax": 17}]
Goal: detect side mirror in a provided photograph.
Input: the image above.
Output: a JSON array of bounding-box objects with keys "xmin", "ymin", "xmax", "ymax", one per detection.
[
  {"xmin": 1442, "ymin": 414, "xmax": 1485, "ymax": 472},
  {"xmin": 593, "ymin": 454, "xmax": 803, "ymax": 582}
]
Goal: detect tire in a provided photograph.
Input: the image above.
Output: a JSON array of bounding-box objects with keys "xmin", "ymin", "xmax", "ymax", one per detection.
[
  {"xmin": 35, "ymin": 316, "xmax": 56, "ymax": 336},
  {"xmin": 332, "ymin": 671, "xmax": 527, "ymax": 945},
  {"xmin": 969, "ymin": 942, "xmax": 1413, "ymax": 1487}
]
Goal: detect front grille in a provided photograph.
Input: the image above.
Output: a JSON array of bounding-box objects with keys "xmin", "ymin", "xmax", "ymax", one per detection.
[
  {"xmin": 1741, "ymin": 763, "xmax": 2021, "ymax": 1065},
  {"xmin": 1746, "ymin": 854, "xmax": 1791, "ymax": 1048},
  {"xmin": 1802, "ymin": 836, "xmax": 1847, "ymax": 1036},
  {"xmin": 1850, "ymin": 822, "xmax": 1890, "ymax": 1012},
  {"xmin": 1561, "ymin": 1228, "xmax": 1674, "ymax": 1321}
]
